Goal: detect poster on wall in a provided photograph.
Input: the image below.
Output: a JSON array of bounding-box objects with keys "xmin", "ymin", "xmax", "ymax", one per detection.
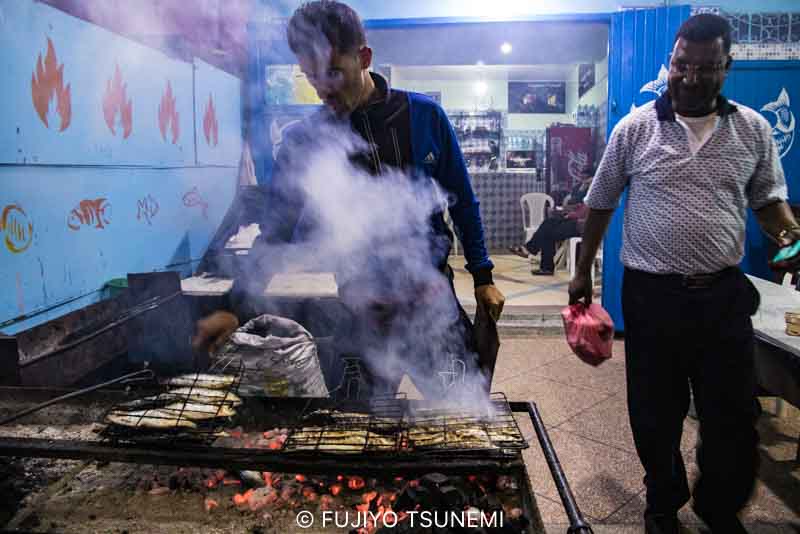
[
  {"xmin": 508, "ymin": 82, "xmax": 566, "ymax": 114},
  {"xmin": 547, "ymin": 125, "xmax": 593, "ymax": 203},
  {"xmin": 578, "ymin": 64, "xmax": 595, "ymax": 98}
]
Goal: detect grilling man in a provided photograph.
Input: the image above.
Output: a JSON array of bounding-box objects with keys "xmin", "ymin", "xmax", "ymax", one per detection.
[
  {"xmin": 569, "ymin": 14, "xmax": 800, "ymax": 534},
  {"xmin": 250, "ymin": 0, "xmax": 505, "ymax": 398}
]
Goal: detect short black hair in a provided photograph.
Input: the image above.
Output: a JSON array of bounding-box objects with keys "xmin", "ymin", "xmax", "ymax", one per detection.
[
  {"xmin": 675, "ymin": 13, "xmax": 732, "ymax": 54},
  {"xmin": 287, "ymin": 1, "xmax": 366, "ymax": 57}
]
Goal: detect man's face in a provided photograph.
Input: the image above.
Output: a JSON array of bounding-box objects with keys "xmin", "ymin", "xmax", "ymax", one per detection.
[
  {"xmin": 298, "ymin": 47, "xmax": 370, "ymax": 117},
  {"xmin": 668, "ymin": 36, "xmax": 731, "ymax": 116}
]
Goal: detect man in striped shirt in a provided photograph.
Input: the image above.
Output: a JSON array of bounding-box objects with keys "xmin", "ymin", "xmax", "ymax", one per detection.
[{"xmin": 569, "ymin": 14, "xmax": 800, "ymax": 534}]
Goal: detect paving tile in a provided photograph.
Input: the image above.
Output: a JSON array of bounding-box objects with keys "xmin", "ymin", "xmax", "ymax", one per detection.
[
  {"xmin": 560, "ymin": 394, "xmax": 700, "ymax": 456},
  {"xmin": 493, "ymin": 337, "xmax": 570, "ymax": 384},
  {"xmin": 528, "ymin": 346, "xmax": 627, "ymax": 395},
  {"xmin": 499, "ymin": 374, "xmax": 613, "ymax": 427},
  {"xmin": 521, "ymin": 428, "xmax": 645, "ymax": 521}
]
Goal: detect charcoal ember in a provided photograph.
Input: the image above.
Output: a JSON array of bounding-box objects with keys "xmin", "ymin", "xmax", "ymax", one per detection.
[
  {"xmin": 395, "ymin": 484, "xmax": 435, "ymax": 511},
  {"xmin": 420, "ymin": 473, "xmax": 449, "ymax": 490},
  {"xmin": 439, "ymin": 485, "xmax": 466, "ymax": 511},
  {"xmin": 478, "ymin": 494, "xmax": 502, "ymax": 513},
  {"xmin": 240, "ymin": 470, "xmax": 267, "ymax": 488},
  {"xmin": 503, "ymin": 513, "xmax": 529, "ymax": 534},
  {"xmin": 495, "ymin": 475, "xmax": 518, "ymax": 493}
]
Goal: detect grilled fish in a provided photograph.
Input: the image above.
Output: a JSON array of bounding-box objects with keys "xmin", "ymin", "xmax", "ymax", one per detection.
[
  {"xmin": 165, "ymin": 373, "xmax": 235, "ymax": 389},
  {"xmin": 168, "ymin": 387, "xmax": 242, "ymax": 406},
  {"xmin": 162, "ymin": 401, "xmax": 236, "ymax": 420},
  {"xmin": 106, "ymin": 409, "xmax": 197, "ymax": 429},
  {"xmin": 285, "ymin": 427, "xmax": 398, "ymax": 453}
]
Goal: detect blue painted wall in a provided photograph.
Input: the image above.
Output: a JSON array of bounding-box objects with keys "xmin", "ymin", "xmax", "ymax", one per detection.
[
  {"xmin": 601, "ymin": 6, "xmax": 692, "ymax": 332},
  {"xmin": 0, "ymin": 1, "xmax": 242, "ymax": 334},
  {"xmin": 725, "ymin": 61, "xmax": 800, "ymax": 281}
]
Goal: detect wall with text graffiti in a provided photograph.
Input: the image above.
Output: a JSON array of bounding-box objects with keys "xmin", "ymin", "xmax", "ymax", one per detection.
[{"xmin": 0, "ymin": 1, "xmax": 242, "ymax": 333}]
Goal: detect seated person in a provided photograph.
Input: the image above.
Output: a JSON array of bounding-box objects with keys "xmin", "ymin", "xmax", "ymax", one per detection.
[{"xmin": 510, "ymin": 170, "xmax": 593, "ymax": 275}]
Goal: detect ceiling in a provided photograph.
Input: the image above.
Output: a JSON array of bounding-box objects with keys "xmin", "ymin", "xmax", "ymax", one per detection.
[{"xmin": 368, "ymin": 21, "xmax": 609, "ymax": 67}]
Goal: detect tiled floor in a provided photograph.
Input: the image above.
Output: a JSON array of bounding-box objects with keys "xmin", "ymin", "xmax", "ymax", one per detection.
[
  {"xmin": 450, "ymin": 253, "xmax": 587, "ymax": 309},
  {"xmin": 444, "ymin": 254, "xmax": 800, "ymax": 533},
  {"xmin": 494, "ymin": 337, "xmax": 800, "ymax": 534}
]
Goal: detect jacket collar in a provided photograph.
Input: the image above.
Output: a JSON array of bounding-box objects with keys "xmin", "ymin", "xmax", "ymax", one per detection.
[{"xmin": 655, "ymin": 90, "xmax": 738, "ymax": 122}]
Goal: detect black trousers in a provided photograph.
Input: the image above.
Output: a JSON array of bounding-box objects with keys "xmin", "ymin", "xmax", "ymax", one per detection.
[
  {"xmin": 621, "ymin": 267, "xmax": 760, "ymax": 519},
  {"xmin": 524, "ymin": 217, "xmax": 580, "ymax": 271}
]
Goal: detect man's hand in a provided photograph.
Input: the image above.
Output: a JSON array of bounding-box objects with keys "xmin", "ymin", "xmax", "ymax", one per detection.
[
  {"xmin": 568, "ymin": 273, "xmax": 593, "ymax": 305},
  {"xmin": 476, "ymin": 284, "xmax": 505, "ymax": 322},
  {"xmin": 192, "ymin": 311, "xmax": 239, "ymax": 355},
  {"xmin": 769, "ymin": 227, "xmax": 800, "ymax": 271}
]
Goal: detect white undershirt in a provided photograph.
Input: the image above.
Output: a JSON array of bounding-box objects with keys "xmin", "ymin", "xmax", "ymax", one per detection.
[{"xmin": 676, "ymin": 111, "xmax": 720, "ymax": 156}]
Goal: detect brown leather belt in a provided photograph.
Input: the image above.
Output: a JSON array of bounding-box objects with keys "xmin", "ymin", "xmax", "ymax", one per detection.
[{"xmin": 626, "ymin": 267, "xmax": 737, "ymax": 290}]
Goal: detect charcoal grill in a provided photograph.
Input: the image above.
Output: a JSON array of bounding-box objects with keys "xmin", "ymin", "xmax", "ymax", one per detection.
[{"xmin": 0, "ymin": 381, "xmax": 594, "ymax": 533}]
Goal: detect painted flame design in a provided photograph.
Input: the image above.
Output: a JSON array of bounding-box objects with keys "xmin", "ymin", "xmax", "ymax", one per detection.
[
  {"xmin": 31, "ymin": 38, "xmax": 72, "ymax": 131},
  {"xmin": 103, "ymin": 64, "xmax": 133, "ymax": 138},
  {"xmin": 158, "ymin": 81, "xmax": 180, "ymax": 144},
  {"xmin": 203, "ymin": 93, "xmax": 219, "ymax": 147}
]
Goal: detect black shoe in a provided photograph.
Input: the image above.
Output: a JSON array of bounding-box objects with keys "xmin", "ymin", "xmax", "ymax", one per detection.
[
  {"xmin": 531, "ymin": 269, "xmax": 554, "ymax": 276},
  {"xmin": 645, "ymin": 513, "xmax": 680, "ymax": 534},
  {"xmin": 692, "ymin": 505, "xmax": 748, "ymax": 534}
]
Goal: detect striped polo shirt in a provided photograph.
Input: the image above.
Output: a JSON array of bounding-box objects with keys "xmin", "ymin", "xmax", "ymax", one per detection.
[{"xmin": 585, "ymin": 91, "xmax": 787, "ymax": 275}]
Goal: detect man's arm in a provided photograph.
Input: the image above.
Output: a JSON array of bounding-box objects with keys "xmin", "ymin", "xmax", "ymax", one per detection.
[
  {"xmin": 753, "ymin": 201, "xmax": 799, "ymax": 242},
  {"xmin": 431, "ymin": 106, "xmax": 504, "ymax": 319},
  {"xmin": 754, "ymin": 201, "xmax": 800, "ymax": 270},
  {"xmin": 568, "ymin": 209, "xmax": 615, "ymax": 304}
]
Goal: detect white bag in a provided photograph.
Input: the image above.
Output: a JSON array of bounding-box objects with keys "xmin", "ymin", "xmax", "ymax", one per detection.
[{"xmin": 218, "ymin": 314, "xmax": 329, "ymax": 397}]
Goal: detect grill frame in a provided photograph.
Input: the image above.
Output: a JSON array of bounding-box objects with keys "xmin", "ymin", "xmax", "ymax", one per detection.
[{"xmin": 0, "ymin": 387, "xmax": 594, "ymax": 533}]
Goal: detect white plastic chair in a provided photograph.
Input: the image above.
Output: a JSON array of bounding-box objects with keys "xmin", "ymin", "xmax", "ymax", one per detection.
[
  {"xmin": 565, "ymin": 237, "xmax": 603, "ymax": 283},
  {"xmin": 520, "ymin": 193, "xmax": 554, "ymax": 242}
]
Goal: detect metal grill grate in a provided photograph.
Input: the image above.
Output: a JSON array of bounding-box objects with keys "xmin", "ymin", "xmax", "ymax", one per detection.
[
  {"xmin": 282, "ymin": 393, "xmax": 527, "ymax": 455},
  {"xmin": 100, "ymin": 357, "xmax": 244, "ymax": 443}
]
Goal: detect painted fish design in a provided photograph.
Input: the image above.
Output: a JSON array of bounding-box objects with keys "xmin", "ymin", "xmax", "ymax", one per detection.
[
  {"xmin": 761, "ymin": 88, "xmax": 795, "ymax": 159},
  {"xmin": 640, "ymin": 64, "xmax": 670, "ymax": 97},
  {"xmin": 67, "ymin": 198, "xmax": 111, "ymax": 230},
  {"xmin": 182, "ymin": 187, "xmax": 209, "ymax": 219}
]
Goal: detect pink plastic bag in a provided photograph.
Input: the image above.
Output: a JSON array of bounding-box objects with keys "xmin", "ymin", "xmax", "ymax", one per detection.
[{"xmin": 561, "ymin": 303, "xmax": 614, "ymax": 366}]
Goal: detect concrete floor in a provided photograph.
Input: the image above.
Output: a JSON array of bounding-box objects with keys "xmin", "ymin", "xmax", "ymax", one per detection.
[{"xmin": 444, "ymin": 255, "xmax": 800, "ymax": 533}]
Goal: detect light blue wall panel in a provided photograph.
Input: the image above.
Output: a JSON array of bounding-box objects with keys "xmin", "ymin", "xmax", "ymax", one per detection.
[
  {"xmin": 194, "ymin": 60, "xmax": 243, "ymax": 166},
  {"xmin": 0, "ymin": 1, "xmax": 194, "ymax": 166},
  {"xmin": 0, "ymin": 166, "xmax": 238, "ymax": 334}
]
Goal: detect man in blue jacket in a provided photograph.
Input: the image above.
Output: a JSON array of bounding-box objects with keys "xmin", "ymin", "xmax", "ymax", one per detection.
[{"xmin": 263, "ymin": 0, "xmax": 504, "ymax": 397}]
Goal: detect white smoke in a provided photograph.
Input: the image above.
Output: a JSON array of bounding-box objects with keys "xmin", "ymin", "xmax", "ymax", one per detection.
[{"xmin": 253, "ymin": 120, "xmax": 493, "ymax": 412}]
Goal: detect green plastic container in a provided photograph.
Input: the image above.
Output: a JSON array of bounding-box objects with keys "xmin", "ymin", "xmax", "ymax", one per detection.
[{"xmin": 105, "ymin": 278, "xmax": 128, "ymax": 298}]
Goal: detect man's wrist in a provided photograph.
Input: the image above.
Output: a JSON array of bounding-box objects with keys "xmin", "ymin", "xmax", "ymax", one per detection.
[{"xmin": 472, "ymin": 268, "xmax": 494, "ymax": 288}]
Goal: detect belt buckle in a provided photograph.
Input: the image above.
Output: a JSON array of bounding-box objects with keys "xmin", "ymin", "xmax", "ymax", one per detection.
[{"xmin": 683, "ymin": 273, "xmax": 714, "ymax": 289}]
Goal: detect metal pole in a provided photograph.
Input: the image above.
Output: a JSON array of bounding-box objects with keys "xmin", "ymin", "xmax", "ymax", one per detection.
[
  {"xmin": 0, "ymin": 369, "xmax": 155, "ymax": 426},
  {"xmin": 525, "ymin": 401, "xmax": 594, "ymax": 534}
]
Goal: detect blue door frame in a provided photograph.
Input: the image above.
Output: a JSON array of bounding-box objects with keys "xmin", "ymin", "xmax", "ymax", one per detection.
[{"xmin": 602, "ymin": 6, "xmax": 692, "ymax": 332}]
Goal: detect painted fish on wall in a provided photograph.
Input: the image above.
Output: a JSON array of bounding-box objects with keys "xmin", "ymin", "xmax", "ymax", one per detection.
[
  {"xmin": 67, "ymin": 198, "xmax": 112, "ymax": 230},
  {"xmin": 761, "ymin": 88, "xmax": 795, "ymax": 159},
  {"xmin": 1, "ymin": 204, "xmax": 34, "ymax": 253},
  {"xmin": 182, "ymin": 187, "xmax": 209, "ymax": 219}
]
